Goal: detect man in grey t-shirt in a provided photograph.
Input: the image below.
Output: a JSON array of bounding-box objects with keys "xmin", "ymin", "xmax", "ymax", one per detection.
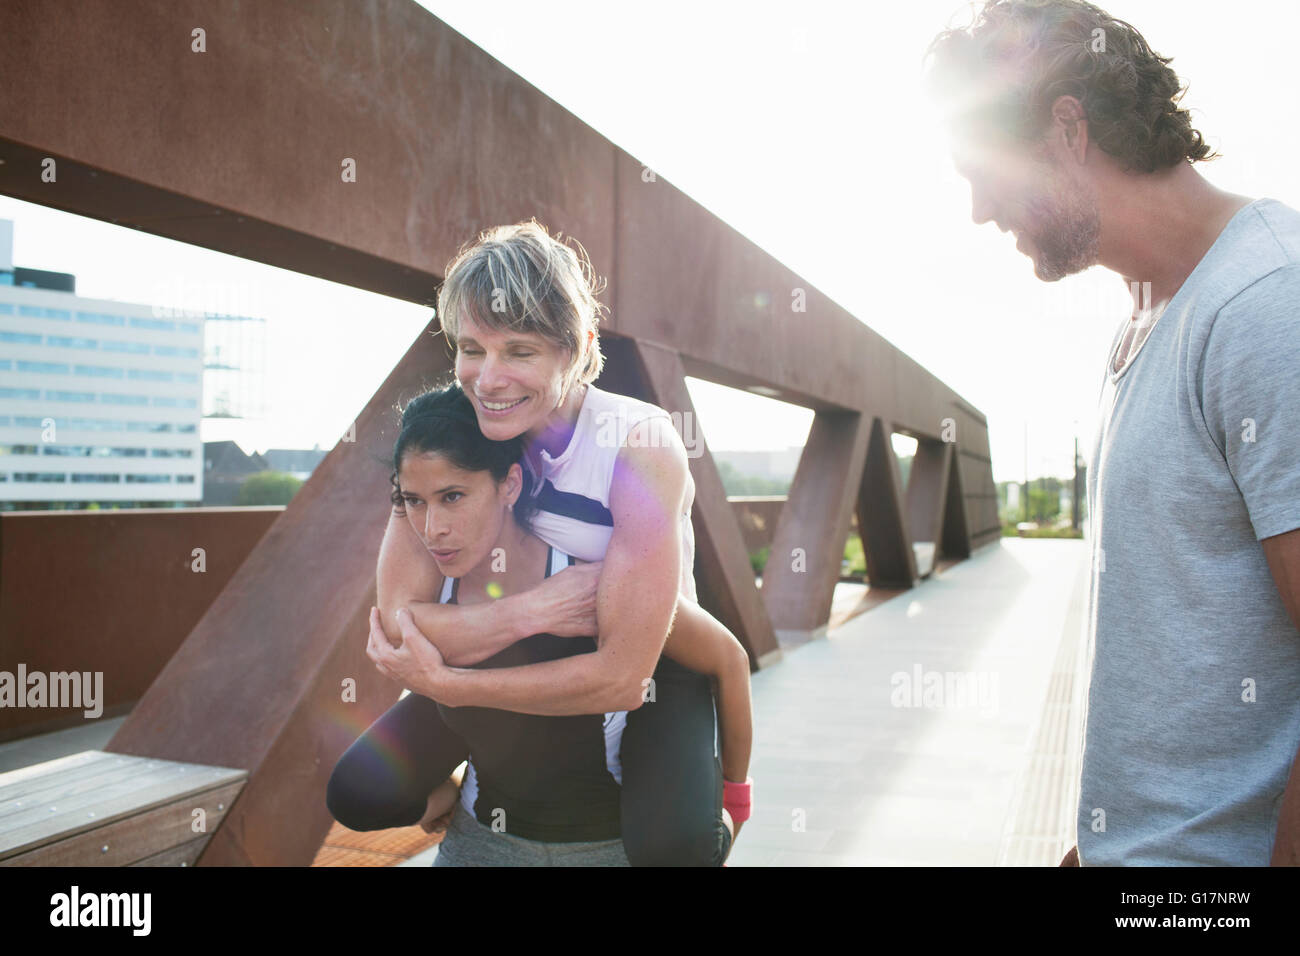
[{"xmin": 926, "ymin": 0, "xmax": 1300, "ymax": 865}]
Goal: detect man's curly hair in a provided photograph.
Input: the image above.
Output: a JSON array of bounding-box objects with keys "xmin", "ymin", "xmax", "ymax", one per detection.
[{"xmin": 924, "ymin": 0, "xmax": 1218, "ymax": 173}]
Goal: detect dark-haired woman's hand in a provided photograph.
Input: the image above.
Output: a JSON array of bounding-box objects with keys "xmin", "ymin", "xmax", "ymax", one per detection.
[
  {"xmin": 527, "ymin": 561, "xmax": 601, "ymax": 637},
  {"xmin": 367, "ymin": 605, "xmax": 450, "ymax": 701}
]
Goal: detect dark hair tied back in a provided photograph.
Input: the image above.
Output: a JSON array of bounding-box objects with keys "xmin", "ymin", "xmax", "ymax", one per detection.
[{"xmin": 388, "ymin": 382, "xmax": 537, "ymax": 533}]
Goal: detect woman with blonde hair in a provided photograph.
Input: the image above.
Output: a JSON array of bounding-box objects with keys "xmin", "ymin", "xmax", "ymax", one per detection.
[{"xmin": 333, "ymin": 219, "xmax": 754, "ymax": 865}]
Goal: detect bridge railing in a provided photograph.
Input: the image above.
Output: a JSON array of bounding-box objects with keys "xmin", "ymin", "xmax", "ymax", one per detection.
[{"xmin": 0, "ymin": 1, "xmax": 997, "ymax": 864}]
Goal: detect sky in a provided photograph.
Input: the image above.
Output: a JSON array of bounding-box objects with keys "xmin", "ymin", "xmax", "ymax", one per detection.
[{"xmin": 3, "ymin": 0, "xmax": 1297, "ymax": 483}]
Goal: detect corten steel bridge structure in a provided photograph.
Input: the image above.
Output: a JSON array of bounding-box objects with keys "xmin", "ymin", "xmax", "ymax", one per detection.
[{"xmin": 0, "ymin": 1, "xmax": 996, "ymax": 865}]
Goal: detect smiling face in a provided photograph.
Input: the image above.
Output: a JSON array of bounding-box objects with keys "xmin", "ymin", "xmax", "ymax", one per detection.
[
  {"xmin": 954, "ymin": 134, "xmax": 1101, "ymax": 282},
  {"xmin": 453, "ymin": 311, "xmax": 579, "ymax": 443},
  {"xmin": 396, "ymin": 450, "xmax": 522, "ymax": 579}
]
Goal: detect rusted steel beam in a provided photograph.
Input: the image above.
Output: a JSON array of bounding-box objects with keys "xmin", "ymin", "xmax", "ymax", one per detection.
[
  {"xmin": 905, "ymin": 440, "xmax": 954, "ymax": 559},
  {"xmin": 857, "ymin": 419, "xmax": 917, "ymax": 589},
  {"xmin": 0, "ymin": 1, "xmax": 615, "ymax": 307},
  {"xmin": 0, "ymin": 508, "xmax": 279, "ymax": 742},
  {"xmin": 761, "ymin": 410, "xmax": 872, "ymax": 646},
  {"xmin": 610, "ymin": 152, "xmax": 993, "ymax": 545},
  {"xmin": 941, "ymin": 449, "xmax": 973, "ymax": 560},
  {"xmin": 598, "ymin": 337, "xmax": 780, "ymax": 669},
  {"xmin": 729, "ymin": 497, "xmax": 785, "ymax": 553},
  {"xmin": 196, "ymin": 593, "xmax": 388, "ymax": 867},
  {"xmin": 957, "ymin": 446, "xmax": 1001, "ymax": 550},
  {"xmin": 106, "ymin": 318, "xmax": 453, "ymax": 865}
]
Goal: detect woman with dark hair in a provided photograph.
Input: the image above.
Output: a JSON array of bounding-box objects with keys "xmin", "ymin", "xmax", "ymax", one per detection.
[{"xmin": 328, "ymin": 381, "xmax": 753, "ymax": 865}]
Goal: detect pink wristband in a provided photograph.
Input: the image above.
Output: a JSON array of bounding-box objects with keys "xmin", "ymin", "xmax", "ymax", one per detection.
[{"xmin": 723, "ymin": 776, "xmax": 753, "ymax": 824}]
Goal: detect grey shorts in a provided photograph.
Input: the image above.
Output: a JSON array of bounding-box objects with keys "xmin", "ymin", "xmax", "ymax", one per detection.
[{"xmin": 432, "ymin": 804, "xmax": 630, "ymax": 867}]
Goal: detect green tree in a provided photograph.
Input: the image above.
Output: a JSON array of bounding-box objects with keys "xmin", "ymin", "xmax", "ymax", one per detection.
[
  {"xmin": 237, "ymin": 470, "xmax": 303, "ymax": 505},
  {"xmin": 716, "ymin": 460, "xmax": 791, "ymax": 497},
  {"xmin": 1028, "ymin": 485, "xmax": 1061, "ymax": 523}
]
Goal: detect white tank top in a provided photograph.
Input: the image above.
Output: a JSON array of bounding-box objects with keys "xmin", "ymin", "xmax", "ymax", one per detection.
[{"xmin": 521, "ymin": 384, "xmax": 698, "ymax": 602}]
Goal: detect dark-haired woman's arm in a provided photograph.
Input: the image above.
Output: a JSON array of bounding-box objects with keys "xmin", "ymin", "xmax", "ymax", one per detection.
[
  {"xmin": 377, "ymin": 508, "xmax": 599, "ymax": 667},
  {"xmin": 660, "ymin": 598, "xmax": 753, "ymax": 789}
]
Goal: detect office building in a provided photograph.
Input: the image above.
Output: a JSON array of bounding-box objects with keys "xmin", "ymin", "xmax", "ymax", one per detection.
[{"xmin": 0, "ymin": 219, "xmax": 203, "ymax": 508}]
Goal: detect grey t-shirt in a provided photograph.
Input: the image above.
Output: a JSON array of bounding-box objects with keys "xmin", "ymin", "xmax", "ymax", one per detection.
[{"xmin": 1077, "ymin": 197, "xmax": 1300, "ymax": 866}]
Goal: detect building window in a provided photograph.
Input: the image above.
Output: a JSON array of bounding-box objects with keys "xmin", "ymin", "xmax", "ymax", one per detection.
[
  {"xmin": 0, "ymin": 331, "xmax": 42, "ymax": 344},
  {"xmin": 154, "ymin": 345, "xmax": 200, "ymax": 358},
  {"xmin": 46, "ymin": 336, "xmax": 99, "ymax": 350},
  {"xmin": 101, "ymin": 340, "xmax": 151, "ymax": 354},
  {"xmin": 45, "ymin": 390, "xmax": 96, "ymax": 402},
  {"xmin": 16, "ymin": 361, "xmax": 70, "ymax": 374},
  {"xmin": 76, "ymin": 312, "xmax": 126, "ymax": 326},
  {"xmin": 129, "ymin": 317, "xmax": 176, "ymax": 332}
]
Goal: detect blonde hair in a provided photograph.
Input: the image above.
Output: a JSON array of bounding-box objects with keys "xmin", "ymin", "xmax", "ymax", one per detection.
[{"xmin": 436, "ymin": 219, "xmax": 608, "ymax": 395}]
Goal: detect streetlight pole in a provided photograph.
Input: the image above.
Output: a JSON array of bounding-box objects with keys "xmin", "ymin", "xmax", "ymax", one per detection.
[
  {"xmin": 1023, "ymin": 420, "xmax": 1029, "ymax": 524},
  {"xmin": 1072, "ymin": 434, "xmax": 1081, "ymax": 532}
]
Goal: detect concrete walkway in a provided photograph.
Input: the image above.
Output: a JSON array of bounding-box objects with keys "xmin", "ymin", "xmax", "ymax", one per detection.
[{"xmin": 727, "ymin": 536, "xmax": 1090, "ymax": 866}]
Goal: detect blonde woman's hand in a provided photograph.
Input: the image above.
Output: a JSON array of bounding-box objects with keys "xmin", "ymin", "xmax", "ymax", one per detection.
[{"xmin": 525, "ymin": 561, "xmax": 602, "ymax": 637}]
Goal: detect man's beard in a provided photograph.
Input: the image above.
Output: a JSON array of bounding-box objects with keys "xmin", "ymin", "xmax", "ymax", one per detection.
[{"xmin": 1026, "ymin": 171, "xmax": 1101, "ymax": 282}]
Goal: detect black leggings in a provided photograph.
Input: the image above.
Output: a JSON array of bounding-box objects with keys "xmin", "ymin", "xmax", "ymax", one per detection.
[{"xmin": 326, "ymin": 655, "xmax": 731, "ymax": 866}]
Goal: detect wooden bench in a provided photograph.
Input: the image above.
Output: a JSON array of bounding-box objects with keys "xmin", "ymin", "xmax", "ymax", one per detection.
[{"xmin": 0, "ymin": 750, "xmax": 246, "ymax": 866}]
